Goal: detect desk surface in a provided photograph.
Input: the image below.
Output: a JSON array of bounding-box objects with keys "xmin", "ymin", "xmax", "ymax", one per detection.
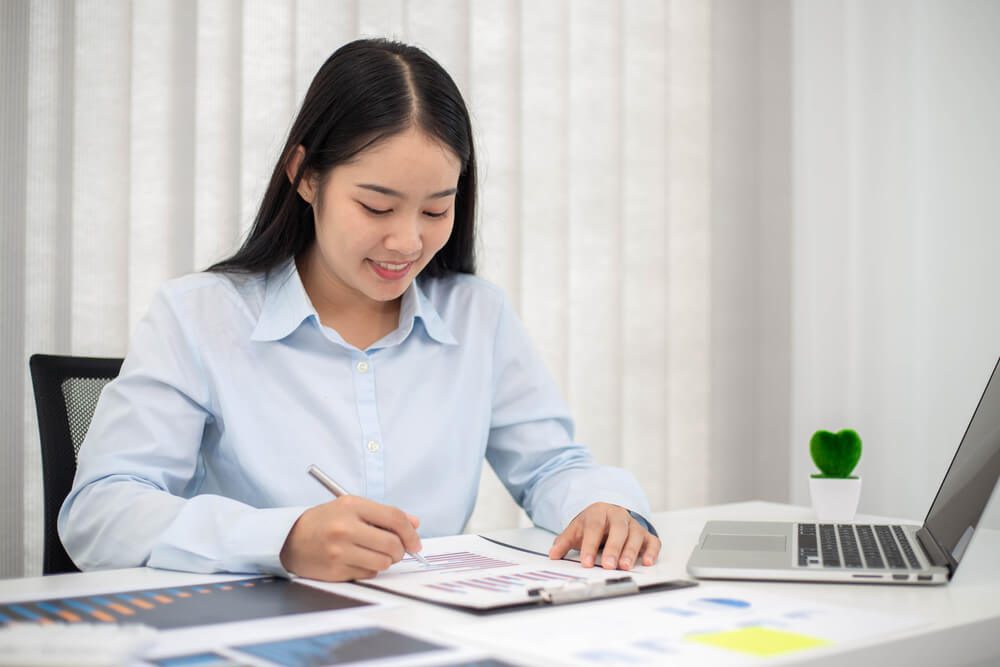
[{"xmin": 2, "ymin": 501, "xmax": 998, "ymax": 666}]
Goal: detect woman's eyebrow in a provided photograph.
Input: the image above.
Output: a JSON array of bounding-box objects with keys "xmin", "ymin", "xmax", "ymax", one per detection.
[{"xmin": 356, "ymin": 183, "xmax": 457, "ymax": 199}]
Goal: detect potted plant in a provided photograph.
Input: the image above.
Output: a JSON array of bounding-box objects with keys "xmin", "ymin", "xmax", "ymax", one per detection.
[{"xmin": 809, "ymin": 429, "xmax": 862, "ymax": 522}]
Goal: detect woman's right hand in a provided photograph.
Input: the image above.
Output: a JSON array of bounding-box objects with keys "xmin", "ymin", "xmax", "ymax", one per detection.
[{"xmin": 279, "ymin": 495, "xmax": 422, "ymax": 581}]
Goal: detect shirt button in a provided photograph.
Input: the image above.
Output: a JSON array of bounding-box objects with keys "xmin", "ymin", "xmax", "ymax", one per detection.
[
  {"xmin": 367, "ymin": 440, "xmax": 380, "ymax": 453},
  {"xmin": 356, "ymin": 361, "xmax": 369, "ymax": 373}
]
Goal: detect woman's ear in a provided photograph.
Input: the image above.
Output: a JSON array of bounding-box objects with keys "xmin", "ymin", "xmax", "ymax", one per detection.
[{"xmin": 285, "ymin": 145, "xmax": 316, "ymax": 204}]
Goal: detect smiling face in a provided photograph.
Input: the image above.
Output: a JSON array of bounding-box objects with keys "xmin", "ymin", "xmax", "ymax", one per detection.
[{"xmin": 294, "ymin": 127, "xmax": 462, "ymax": 315}]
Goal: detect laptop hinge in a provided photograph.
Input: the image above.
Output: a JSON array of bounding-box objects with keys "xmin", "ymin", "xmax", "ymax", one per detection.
[{"xmin": 916, "ymin": 526, "xmax": 954, "ymax": 573}]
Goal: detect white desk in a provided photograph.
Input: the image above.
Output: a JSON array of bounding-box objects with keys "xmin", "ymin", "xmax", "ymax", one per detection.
[{"xmin": 2, "ymin": 501, "xmax": 999, "ymax": 666}]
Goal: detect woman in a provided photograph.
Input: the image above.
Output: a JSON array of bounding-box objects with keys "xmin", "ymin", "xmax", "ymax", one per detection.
[{"xmin": 60, "ymin": 38, "xmax": 660, "ymax": 582}]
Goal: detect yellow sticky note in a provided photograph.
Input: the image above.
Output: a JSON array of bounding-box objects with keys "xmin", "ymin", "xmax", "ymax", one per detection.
[{"xmin": 687, "ymin": 626, "xmax": 830, "ymax": 657}]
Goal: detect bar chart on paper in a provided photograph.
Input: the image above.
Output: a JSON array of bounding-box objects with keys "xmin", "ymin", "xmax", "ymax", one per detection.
[
  {"xmin": 389, "ymin": 550, "xmax": 588, "ymax": 595},
  {"xmin": 150, "ymin": 626, "xmax": 524, "ymax": 667},
  {"xmin": 0, "ymin": 577, "xmax": 368, "ymax": 630},
  {"xmin": 395, "ymin": 551, "xmax": 519, "ymax": 575},
  {"xmin": 233, "ymin": 627, "xmax": 444, "ymax": 667},
  {"xmin": 426, "ymin": 569, "xmax": 585, "ymax": 595},
  {"xmin": 358, "ymin": 534, "xmax": 662, "ymax": 610}
]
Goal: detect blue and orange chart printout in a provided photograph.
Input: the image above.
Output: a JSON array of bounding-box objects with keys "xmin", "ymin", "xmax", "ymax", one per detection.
[{"xmin": 0, "ymin": 577, "xmax": 367, "ymax": 630}]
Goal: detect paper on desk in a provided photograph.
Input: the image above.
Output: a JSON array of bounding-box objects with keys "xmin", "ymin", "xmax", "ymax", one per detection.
[
  {"xmin": 356, "ymin": 534, "xmax": 672, "ymax": 610},
  {"xmin": 445, "ymin": 582, "xmax": 923, "ymax": 665},
  {"xmin": 140, "ymin": 607, "xmax": 505, "ymax": 667},
  {"xmin": 0, "ymin": 622, "xmax": 157, "ymax": 667}
]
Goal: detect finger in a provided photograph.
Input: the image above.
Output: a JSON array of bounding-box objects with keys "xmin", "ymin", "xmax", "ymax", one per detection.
[
  {"xmin": 579, "ymin": 513, "xmax": 608, "ymax": 568},
  {"xmin": 309, "ymin": 564, "xmax": 379, "ymax": 583},
  {"xmin": 406, "ymin": 513, "xmax": 421, "ymax": 530},
  {"xmin": 600, "ymin": 513, "xmax": 631, "ymax": 569},
  {"xmin": 354, "ymin": 500, "xmax": 423, "ymax": 554},
  {"xmin": 350, "ymin": 567, "xmax": 381, "ymax": 580},
  {"xmin": 336, "ymin": 564, "xmax": 380, "ymax": 582},
  {"xmin": 352, "ymin": 522, "xmax": 407, "ymax": 563},
  {"xmin": 618, "ymin": 521, "xmax": 647, "ymax": 570},
  {"xmin": 341, "ymin": 543, "xmax": 396, "ymax": 574},
  {"xmin": 640, "ymin": 534, "xmax": 662, "ymax": 566},
  {"xmin": 548, "ymin": 519, "xmax": 582, "ymax": 560}
]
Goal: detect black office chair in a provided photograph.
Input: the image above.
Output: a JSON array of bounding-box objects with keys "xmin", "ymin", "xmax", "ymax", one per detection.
[{"xmin": 29, "ymin": 354, "xmax": 123, "ymax": 574}]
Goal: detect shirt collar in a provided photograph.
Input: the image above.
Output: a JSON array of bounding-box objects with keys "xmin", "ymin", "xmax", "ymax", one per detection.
[
  {"xmin": 250, "ymin": 259, "xmax": 457, "ymax": 347},
  {"xmin": 250, "ymin": 259, "xmax": 315, "ymax": 342},
  {"xmin": 391, "ymin": 278, "xmax": 458, "ymax": 347}
]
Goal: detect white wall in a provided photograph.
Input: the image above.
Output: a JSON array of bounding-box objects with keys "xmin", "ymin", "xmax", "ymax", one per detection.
[{"xmin": 791, "ymin": 0, "xmax": 1000, "ymax": 520}]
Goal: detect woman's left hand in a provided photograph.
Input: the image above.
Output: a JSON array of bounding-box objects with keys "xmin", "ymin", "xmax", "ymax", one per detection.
[{"xmin": 548, "ymin": 502, "xmax": 661, "ymax": 570}]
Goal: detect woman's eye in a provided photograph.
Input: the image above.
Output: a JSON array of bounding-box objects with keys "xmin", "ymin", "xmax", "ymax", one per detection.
[
  {"xmin": 361, "ymin": 203, "xmax": 392, "ymax": 215},
  {"xmin": 424, "ymin": 210, "xmax": 449, "ymax": 219}
]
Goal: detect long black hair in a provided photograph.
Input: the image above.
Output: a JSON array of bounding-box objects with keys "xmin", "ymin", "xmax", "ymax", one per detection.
[{"xmin": 209, "ymin": 38, "xmax": 476, "ymax": 278}]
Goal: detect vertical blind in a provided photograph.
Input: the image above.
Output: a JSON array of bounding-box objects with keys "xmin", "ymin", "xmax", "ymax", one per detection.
[{"xmin": 2, "ymin": 0, "xmax": 795, "ymax": 577}]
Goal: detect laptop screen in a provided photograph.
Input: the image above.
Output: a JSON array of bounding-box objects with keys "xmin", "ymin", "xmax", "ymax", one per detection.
[{"xmin": 923, "ymin": 357, "xmax": 1000, "ymax": 566}]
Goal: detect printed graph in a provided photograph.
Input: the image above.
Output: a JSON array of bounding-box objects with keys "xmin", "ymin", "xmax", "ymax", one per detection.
[
  {"xmin": 0, "ymin": 577, "xmax": 367, "ymax": 630},
  {"xmin": 397, "ymin": 551, "xmax": 518, "ymax": 575},
  {"xmin": 150, "ymin": 653, "xmax": 247, "ymax": 667},
  {"xmin": 658, "ymin": 596, "xmax": 752, "ymax": 617},
  {"xmin": 692, "ymin": 597, "xmax": 752, "ymax": 611},
  {"xmin": 425, "ymin": 569, "xmax": 584, "ymax": 595},
  {"xmin": 232, "ymin": 627, "xmax": 443, "ymax": 667}
]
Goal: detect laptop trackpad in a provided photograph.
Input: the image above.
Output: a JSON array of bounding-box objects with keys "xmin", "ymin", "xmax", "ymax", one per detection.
[{"xmin": 703, "ymin": 534, "xmax": 787, "ymax": 552}]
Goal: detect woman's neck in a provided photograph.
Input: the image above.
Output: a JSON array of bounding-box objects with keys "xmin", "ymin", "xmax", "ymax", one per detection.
[{"xmin": 295, "ymin": 251, "xmax": 402, "ymax": 350}]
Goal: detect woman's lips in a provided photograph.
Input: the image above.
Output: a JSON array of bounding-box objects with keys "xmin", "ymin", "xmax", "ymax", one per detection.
[{"xmin": 369, "ymin": 259, "xmax": 412, "ymax": 280}]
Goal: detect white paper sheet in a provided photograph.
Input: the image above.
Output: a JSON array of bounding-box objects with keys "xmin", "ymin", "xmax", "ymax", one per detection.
[
  {"xmin": 358, "ymin": 535, "xmax": 672, "ymax": 610},
  {"xmin": 445, "ymin": 583, "xmax": 924, "ymax": 665}
]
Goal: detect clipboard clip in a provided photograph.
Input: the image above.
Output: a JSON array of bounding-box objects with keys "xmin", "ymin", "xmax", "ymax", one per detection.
[{"xmin": 526, "ymin": 576, "xmax": 640, "ymax": 605}]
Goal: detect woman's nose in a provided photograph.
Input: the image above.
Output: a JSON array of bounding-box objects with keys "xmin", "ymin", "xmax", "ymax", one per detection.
[{"xmin": 384, "ymin": 214, "xmax": 422, "ymax": 256}]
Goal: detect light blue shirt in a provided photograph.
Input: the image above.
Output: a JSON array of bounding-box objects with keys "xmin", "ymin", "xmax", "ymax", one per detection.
[{"xmin": 60, "ymin": 259, "xmax": 653, "ymax": 575}]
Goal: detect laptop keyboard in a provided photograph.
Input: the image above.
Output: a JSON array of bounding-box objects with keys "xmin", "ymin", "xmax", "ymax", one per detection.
[
  {"xmin": 838, "ymin": 524, "xmax": 863, "ymax": 567},
  {"xmin": 893, "ymin": 525, "xmax": 922, "ymax": 568},
  {"xmin": 797, "ymin": 523, "xmax": 922, "ymax": 569}
]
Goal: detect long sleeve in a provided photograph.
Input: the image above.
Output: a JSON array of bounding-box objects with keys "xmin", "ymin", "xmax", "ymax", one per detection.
[
  {"xmin": 60, "ymin": 264, "xmax": 656, "ymax": 576},
  {"xmin": 58, "ymin": 286, "xmax": 306, "ymax": 574},
  {"xmin": 484, "ymin": 295, "xmax": 654, "ymax": 534}
]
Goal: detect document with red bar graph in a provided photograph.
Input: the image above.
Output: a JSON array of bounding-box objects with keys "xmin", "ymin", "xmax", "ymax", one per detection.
[{"xmin": 352, "ymin": 534, "xmax": 694, "ymax": 612}]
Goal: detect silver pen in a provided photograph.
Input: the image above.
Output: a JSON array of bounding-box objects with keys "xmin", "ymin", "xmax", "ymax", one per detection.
[{"xmin": 307, "ymin": 464, "xmax": 430, "ymax": 565}]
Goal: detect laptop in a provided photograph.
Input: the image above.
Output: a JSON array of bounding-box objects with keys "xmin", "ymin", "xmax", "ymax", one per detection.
[{"xmin": 687, "ymin": 357, "xmax": 1000, "ymax": 585}]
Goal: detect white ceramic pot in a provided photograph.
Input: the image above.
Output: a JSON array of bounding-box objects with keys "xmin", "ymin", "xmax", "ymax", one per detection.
[{"xmin": 809, "ymin": 476, "xmax": 862, "ymax": 522}]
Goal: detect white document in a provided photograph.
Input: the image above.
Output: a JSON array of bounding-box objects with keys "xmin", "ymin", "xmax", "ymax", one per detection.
[
  {"xmin": 0, "ymin": 622, "xmax": 157, "ymax": 667},
  {"xmin": 357, "ymin": 534, "xmax": 677, "ymax": 610},
  {"xmin": 446, "ymin": 582, "xmax": 923, "ymax": 665}
]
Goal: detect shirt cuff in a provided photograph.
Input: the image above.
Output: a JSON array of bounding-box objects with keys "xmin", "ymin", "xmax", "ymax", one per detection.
[
  {"xmin": 247, "ymin": 506, "xmax": 312, "ymax": 577},
  {"xmin": 148, "ymin": 503, "xmax": 310, "ymax": 577}
]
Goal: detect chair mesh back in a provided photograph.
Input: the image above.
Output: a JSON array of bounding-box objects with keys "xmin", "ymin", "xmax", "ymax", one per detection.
[
  {"xmin": 61, "ymin": 377, "xmax": 113, "ymax": 458},
  {"xmin": 29, "ymin": 354, "xmax": 124, "ymax": 574}
]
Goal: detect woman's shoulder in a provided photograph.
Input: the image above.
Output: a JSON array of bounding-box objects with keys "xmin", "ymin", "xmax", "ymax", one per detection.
[
  {"xmin": 419, "ymin": 272, "xmax": 506, "ymax": 310},
  {"xmin": 152, "ymin": 269, "xmax": 267, "ymax": 322},
  {"xmin": 417, "ymin": 273, "xmax": 514, "ymax": 338}
]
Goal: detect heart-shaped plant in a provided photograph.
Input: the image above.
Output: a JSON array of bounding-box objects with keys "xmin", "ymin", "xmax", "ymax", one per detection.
[{"xmin": 810, "ymin": 429, "xmax": 862, "ymax": 479}]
